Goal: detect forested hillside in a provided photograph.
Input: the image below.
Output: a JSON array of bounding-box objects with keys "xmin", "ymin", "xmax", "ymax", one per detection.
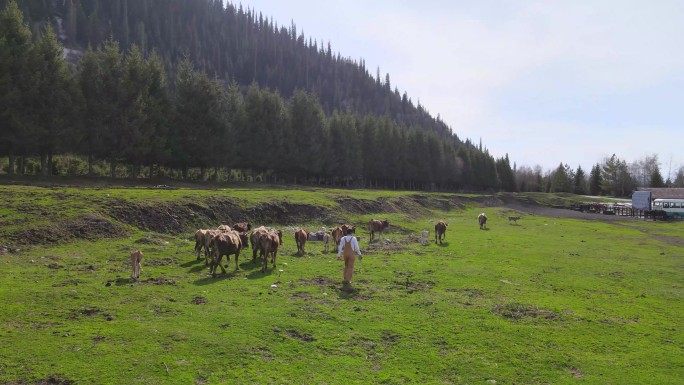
[{"xmin": 0, "ymin": 0, "xmax": 515, "ymax": 191}]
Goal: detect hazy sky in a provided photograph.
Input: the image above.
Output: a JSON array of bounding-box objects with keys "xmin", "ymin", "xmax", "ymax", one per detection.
[{"xmin": 232, "ymin": 0, "xmax": 684, "ymax": 178}]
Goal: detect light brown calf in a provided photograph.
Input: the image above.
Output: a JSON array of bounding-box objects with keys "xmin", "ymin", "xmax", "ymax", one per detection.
[
  {"xmin": 322, "ymin": 233, "xmax": 331, "ymax": 253},
  {"xmin": 331, "ymin": 227, "xmax": 343, "ymax": 247},
  {"xmin": 130, "ymin": 249, "xmax": 143, "ymax": 279}
]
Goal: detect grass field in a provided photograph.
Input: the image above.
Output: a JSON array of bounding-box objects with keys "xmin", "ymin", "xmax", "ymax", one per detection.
[{"xmin": 0, "ymin": 184, "xmax": 682, "ymax": 384}]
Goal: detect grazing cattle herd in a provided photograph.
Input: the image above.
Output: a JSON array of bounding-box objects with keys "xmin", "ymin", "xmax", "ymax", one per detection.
[{"xmin": 134, "ymin": 212, "xmax": 501, "ymax": 279}]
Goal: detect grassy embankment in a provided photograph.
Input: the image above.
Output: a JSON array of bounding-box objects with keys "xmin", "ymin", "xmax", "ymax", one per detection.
[{"xmin": 0, "ymin": 184, "xmax": 682, "ymax": 384}]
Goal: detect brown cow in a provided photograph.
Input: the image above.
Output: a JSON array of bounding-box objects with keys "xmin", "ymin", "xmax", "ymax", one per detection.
[
  {"xmin": 232, "ymin": 222, "xmax": 251, "ymax": 232},
  {"xmin": 368, "ymin": 219, "xmax": 389, "ymax": 242},
  {"xmin": 294, "ymin": 228, "xmax": 309, "ymax": 256},
  {"xmin": 194, "ymin": 229, "xmax": 209, "ymax": 260},
  {"xmin": 217, "ymin": 224, "xmax": 231, "ymax": 231},
  {"xmin": 274, "ymin": 229, "xmax": 283, "ymax": 245},
  {"xmin": 259, "ymin": 231, "xmax": 280, "ymax": 272},
  {"xmin": 130, "ymin": 249, "xmax": 143, "ymax": 279},
  {"xmin": 331, "ymin": 227, "xmax": 343, "ymax": 248},
  {"xmin": 250, "ymin": 226, "xmax": 269, "ymax": 262},
  {"xmin": 478, "ymin": 213, "xmax": 488, "ymax": 230},
  {"xmin": 435, "ymin": 221, "xmax": 447, "ymax": 244},
  {"xmin": 237, "ymin": 232, "xmax": 249, "ymax": 251},
  {"xmin": 209, "ymin": 229, "xmax": 243, "ymax": 275},
  {"xmin": 264, "ymin": 228, "xmax": 282, "ymax": 260},
  {"xmin": 340, "ymin": 224, "xmax": 355, "ymax": 235},
  {"xmin": 250, "ymin": 227, "xmax": 282, "ymax": 262},
  {"xmin": 202, "ymin": 229, "xmax": 221, "ymax": 266}
]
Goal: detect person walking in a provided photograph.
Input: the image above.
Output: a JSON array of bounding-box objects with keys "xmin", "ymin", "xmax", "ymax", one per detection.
[{"xmin": 338, "ymin": 228, "xmax": 362, "ymax": 288}]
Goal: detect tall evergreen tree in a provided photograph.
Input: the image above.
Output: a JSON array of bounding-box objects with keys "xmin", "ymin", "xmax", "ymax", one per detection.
[
  {"xmin": 93, "ymin": 38, "xmax": 126, "ymax": 177},
  {"xmin": 224, "ymin": 81, "xmax": 247, "ymax": 172},
  {"xmin": 143, "ymin": 50, "xmax": 171, "ymax": 177},
  {"xmin": 287, "ymin": 89, "xmax": 327, "ymax": 180},
  {"xmin": 170, "ymin": 56, "xmax": 228, "ymax": 179},
  {"xmin": 573, "ymin": 165, "xmax": 587, "ymax": 195},
  {"xmin": 496, "ymin": 154, "xmax": 516, "ymax": 192},
  {"xmin": 601, "ymin": 154, "xmax": 621, "ymax": 196},
  {"xmin": 649, "ymin": 165, "xmax": 665, "ymax": 187},
  {"xmin": 589, "ymin": 163, "xmax": 602, "ymax": 196},
  {"xmin": 0, "ymin": 0, "xmax": 33, "ymax": 174},
  {"xmin": 550, "ymin": 163, "xmax": 571, "ymax": 193},
  {"xmin": 118, "ymin": 46, "xmax": 171, "ymax": 177},
  {"xmin": 243, "ymin": 83, "xmax": 287, "ymax": 174},
  {"xmin": 30, "ymin": 24, "xmax": 76, "ymax": 175}
]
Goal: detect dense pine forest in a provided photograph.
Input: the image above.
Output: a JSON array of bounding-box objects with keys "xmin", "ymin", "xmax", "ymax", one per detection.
[
  {"xmin": 2, "ymin": 0, "xmax": 517, "ymax": 191},
  {"xmin": 6, "ymin": 0, "xmax": 679, "ymax": 194}
]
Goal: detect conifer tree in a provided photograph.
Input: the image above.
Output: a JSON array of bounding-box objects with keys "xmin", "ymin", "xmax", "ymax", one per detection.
[
  {"xmin": 589, "ymin": 163, "xmax": 602, "ymax": 196},
  {"xmin": 30, "ymin": 24, "xmax": 76, "ymax": 175},
  {"xmin": 287, "ymin": 89, "xmax": 327, "ymax": 180},
  {"xmin": 649, "ymin": 166, "xmax": 665, "ymax": 188},
  {"xmin": 496, "ymin": 154, "xmax": 516, "ymax": 192},
  {"xmin": 573, "ymin": 165, "xmax": 587, "ymax": 195},
  {"xmin": 170, "ymin": 56, "xmax": 228, "ymax": 179},
  {"xmin": 0, "ymin": 0, "xmax": 33, "ymax": 174}
]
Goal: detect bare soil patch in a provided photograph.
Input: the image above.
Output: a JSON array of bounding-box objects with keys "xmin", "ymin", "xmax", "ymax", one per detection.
[
  {"xmin": 492, "ymin": 303, "xmax": 559, "ymax": 320},
  {"xmin": 145, "ymin": 257, "xmax": 179, "ymax": 267},
  {"xmin": 284, "ymin": 329, "xmax": 315, "ymax": 342},
  {"xmin": 298, "ymin": 276, "xmax": 337, "ymax": 288},
  {"xmin": 139, "ymin": 277, "xmax": 177, "ymax": 286},
  {"xmin": 6, "ymin": 375, "xmax": 75, "ymax": 385},
  {"xmin": 11, "ymin": 214, "xmax": 127, "ymax": 245}
]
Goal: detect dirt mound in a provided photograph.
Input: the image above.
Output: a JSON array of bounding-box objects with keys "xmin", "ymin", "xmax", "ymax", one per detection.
[
  {"xmin": 107, "ymin": 198, "xmax": 327, "ymax": 234},
  {"xmin": 11, "ymin": 214, "xmax": 127, "ymax": 245},
  {"xmin": 107, "ymin": 199, "xmax": 200, "ymax": 234},
  {"xmin": 338, "ymin": 198, "xmax": 384, "ymax": 214},
  {"xmin": 246, "ymin": 202, "xmax": 326, "ymax": 224},
  {"xmin": 338, "ymin": 196, "xmax": 433, "ymax": 218}
]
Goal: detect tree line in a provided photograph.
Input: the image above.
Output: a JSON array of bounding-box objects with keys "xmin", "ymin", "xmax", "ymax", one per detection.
[
  {"xmin": 0, "ymin": 1, "xmax": 515, "ymax": 191},
  {"xmin": 515, "ymin": 154, "xmax": 684, "ymax": 196},
  {"xmin": 3, "ymin": 0, "xmax": 681, "ymax": 195}
]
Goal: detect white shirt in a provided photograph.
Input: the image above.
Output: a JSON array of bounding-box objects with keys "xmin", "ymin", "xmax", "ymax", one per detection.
[{"xmin": 337, "ymin": 235, "xmax": 361, "ymax": 256}]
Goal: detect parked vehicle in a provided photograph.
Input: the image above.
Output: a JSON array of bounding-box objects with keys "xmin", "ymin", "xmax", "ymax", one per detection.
[{"xmin": 651, "ymin": 199, "xmax": 684, "ymax": 218}]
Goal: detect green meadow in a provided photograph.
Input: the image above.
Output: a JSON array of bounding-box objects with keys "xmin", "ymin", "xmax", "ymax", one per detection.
[{"xmin": 0, "ymin": 184, "xmax": 682, "ymax": 384}]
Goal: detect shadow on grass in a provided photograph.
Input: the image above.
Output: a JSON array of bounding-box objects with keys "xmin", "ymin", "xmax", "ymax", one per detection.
[
  {"xmin": 192, "ymin": 270, "xmax": 240, "ymax": 286},
  {"xmin": 436, "ymin": 242, "xmax": 450, "ymax": 247},
  {"xmin": 180, "ymin": 258, "xmax": 204, "ymax": 268},
  {"xmin": 188, "ymin": 264, "xmax": 209, "ymax": 273},
  {"xmin": 106, "ymin": 277, "xmax": 136, "ymax": 286},
  {"xmin": 181, "ymin": 258, "xmax": 210, "ymax": 273},
  {"xmin": 338, "ymin": 284, "xmax": 361, "ymax": 299},
  {"xmin": 244, "ymin": 266, "xmax": 285, "ymax": 279}
]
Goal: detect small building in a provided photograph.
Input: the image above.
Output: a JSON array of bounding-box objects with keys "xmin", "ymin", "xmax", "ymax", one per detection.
[{"xmin": 635, "ymin": 188, "xmax": 684, "ymax": 200}]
